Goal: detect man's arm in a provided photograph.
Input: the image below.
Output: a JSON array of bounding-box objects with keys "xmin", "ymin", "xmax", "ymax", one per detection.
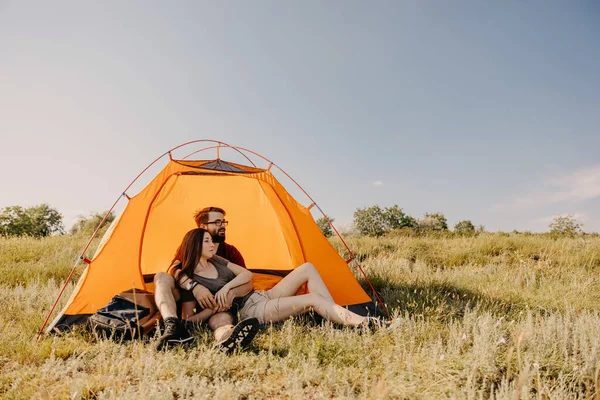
[
  {"xmin": 182, "ymin": 301, "xmax": 217, "ymax": 323},
  {"xmin": 174, "ymin": 270, "xmax": 218, "ymax": 309},
  {"xmin": 213, "ymin": 281, "xmax": 254, "ymax": 312}
]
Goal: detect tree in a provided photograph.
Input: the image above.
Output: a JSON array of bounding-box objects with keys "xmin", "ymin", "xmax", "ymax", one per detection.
[
  {"xmin": 384, "ymin": 205, "xmax": 418, "ymax": 230},
  {"xmin": 353, "ymin": 205, "xmax": 387, "ymax": 236},
  {"xmin": 0, "ymin": 206, "xmax": 30, "ymax": 237},
  {"xmin": 454, "ymin": 220, "xmax": 475, "ymax": 234},
  {"xmin": 353, "ymin": 205, "xmax": 417, "ymax": 236},
  {"xmin": 315, "ymin": 216, "xmax": 335, "ymax": 238},
  {"xmin": 71, "ymin": 211, "xmax": 116, "ymax": 236},
  {"xmin": 418, "ymin": 212, "xmax": 448, "ymax": 232},
  {"xmin": 549, "ymin": 214, "xmax": 583, "ymax": 236},
  {"xmin": 0, "ymin": 204, "xmax": 64, "ymax": 237}
]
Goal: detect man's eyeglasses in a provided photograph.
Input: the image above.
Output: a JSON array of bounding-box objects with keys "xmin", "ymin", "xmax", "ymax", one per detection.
[{"xmin": 206, "ymin": 220, "xmax": 229, "ymax": 227}]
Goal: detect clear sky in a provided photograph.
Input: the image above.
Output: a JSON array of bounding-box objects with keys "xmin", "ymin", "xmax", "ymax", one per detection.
[{"xmin": 1, "ymin": 1, "xmax": 599, "ymax": 232}]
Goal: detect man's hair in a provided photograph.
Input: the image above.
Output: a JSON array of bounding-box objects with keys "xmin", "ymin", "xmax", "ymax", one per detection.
[{"xmin": 194, "ymin": 206, "xmax": 226, "ymax": 227}]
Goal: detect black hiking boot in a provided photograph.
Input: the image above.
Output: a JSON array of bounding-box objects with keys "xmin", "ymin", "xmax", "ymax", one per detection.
[{"xmin": 156, "ymin": 317, "xmax": 194, "ymax": 350}]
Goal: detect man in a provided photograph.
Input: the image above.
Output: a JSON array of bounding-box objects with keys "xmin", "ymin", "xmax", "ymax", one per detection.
[{"xmin": 154, "ymin": 206, "xmax": 254, "ymax": 350}]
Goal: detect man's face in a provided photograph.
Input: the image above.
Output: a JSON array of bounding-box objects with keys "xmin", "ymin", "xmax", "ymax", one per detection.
[{"xmin": 202, "ymin": 211, "xmax": 227, "ymax": 243}]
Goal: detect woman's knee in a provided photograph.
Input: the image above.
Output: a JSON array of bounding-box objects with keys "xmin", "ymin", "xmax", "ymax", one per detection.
[{"xmin": 298, "ymin": 262, "xmax": 316, "ymax": 274}]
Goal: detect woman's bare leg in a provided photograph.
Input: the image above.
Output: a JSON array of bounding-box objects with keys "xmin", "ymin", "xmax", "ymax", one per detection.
[
  {"xmin": 268, "ymin": 263, "xmax": 334, "ymax": 301},
  {"xmin": 262, "ymin": 293, "xmax": 366, "ymax": 326}
]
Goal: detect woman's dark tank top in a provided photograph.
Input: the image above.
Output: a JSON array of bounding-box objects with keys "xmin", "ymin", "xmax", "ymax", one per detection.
[{"xmin": 179, "ymin": 255, "xmax": 253, "ymax": 311}]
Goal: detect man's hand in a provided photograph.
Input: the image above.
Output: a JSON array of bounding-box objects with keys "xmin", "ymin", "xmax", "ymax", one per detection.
[{"xmin": 192, "ymin": 284, "xmax": 217, "ymax": 309}]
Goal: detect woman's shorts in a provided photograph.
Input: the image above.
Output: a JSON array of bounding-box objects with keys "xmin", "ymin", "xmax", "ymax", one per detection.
[{"xmin": 239, "ymin": 290, "xmax": 271, "ymax": 324}]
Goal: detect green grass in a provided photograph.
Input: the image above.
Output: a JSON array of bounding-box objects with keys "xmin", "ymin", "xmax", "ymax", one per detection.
[{"xmin": 1, "ymin": 233, "xmax": 599, "ymax": 398}]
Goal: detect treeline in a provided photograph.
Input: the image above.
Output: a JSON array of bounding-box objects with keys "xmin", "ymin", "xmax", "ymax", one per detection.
[
  {"xmin": 0, "ymin": 204, "xmax": 114, "ymax": 238},
  {"xmin": 0, "ymin": 203, "xmax": 587, "ymax": 239},
  {"xmin": 316, "ymin": 204, "xmax": 587, "ymax": 238}
]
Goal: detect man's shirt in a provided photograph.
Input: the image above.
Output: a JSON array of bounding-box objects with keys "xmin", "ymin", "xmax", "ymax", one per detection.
[{"xmin": 215, "ymin": 242, "xmax": 246, "ymax": 268}]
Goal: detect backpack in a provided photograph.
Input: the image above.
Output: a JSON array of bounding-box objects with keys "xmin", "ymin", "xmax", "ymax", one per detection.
[{"xmin": 89, "ymin": 289, "xmax": 161, "ymax": 340}]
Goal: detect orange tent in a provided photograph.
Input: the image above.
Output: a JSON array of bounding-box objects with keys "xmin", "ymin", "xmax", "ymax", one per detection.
[{"xmin": 43, "ymin": 141, "xmax": 384, "ymax": 334}]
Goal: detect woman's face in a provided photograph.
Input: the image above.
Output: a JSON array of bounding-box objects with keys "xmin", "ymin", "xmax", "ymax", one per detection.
[{"xmin": 202, "ymin": 231, "xmax": 215, "ymax": 259}]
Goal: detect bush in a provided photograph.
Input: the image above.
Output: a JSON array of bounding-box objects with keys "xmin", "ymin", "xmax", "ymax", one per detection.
[
  {"xmin": 417, "ymin": 212, "xmax": 448, "ymax": 232},
  {"xmin": 315, "ymin": 216, "xmax": 334, "ymax": 238},
  {"xmin": 0, "ymin": 204, "xmax": 64, "ymax": 237},
  {"xmin": 549, "ymin": 214, "xmax": 583, "ymax": 237},
  {"xmin": 70, "ymin": 211, "xmax": 116, "ymax": 237},
  {"xmin": 454, "ymin": 220, "xmax": 476, "ymax": 235},
  {"xmin": 353, "ymin": 205, "xmax": 416, "ymax": 237}
]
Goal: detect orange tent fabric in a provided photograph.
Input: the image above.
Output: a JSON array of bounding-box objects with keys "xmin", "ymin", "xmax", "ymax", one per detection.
[{"xmin": 48, "ymin": 159, "xmax": 373, "ymax": 331}]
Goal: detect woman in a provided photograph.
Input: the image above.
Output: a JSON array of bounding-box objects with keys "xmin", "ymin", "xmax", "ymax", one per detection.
[
  {"xmin": 175, "ymin": 228, "xmax": 378, "ymax": 348},
  {"xmin": 172, "ymin": 227, "xmax": 258, "ymax": 352}
]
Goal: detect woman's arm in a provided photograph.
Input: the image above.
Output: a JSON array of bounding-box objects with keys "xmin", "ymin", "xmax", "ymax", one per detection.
[
  {"xmin": 213, "ymin": 281, "xmax": 254, "ymax": 311},
  {"xmin": 223, "ymin": 262, "xmax": 253, "ymax": 290},
  {"xmin": 230, "ymin": 281, "xmax": 254, "ymax": 298},
  {"xmin": 214, "ymin": 262, "xmax": 253, "ymax": 307},
  {"xmin": 175, "ymin": 271, "xmax": 218, "ymax": 309}
]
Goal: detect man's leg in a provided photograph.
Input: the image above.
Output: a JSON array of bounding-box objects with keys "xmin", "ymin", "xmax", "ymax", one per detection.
[
  {"xmin": 154, "ymin": 272, "xmax": 192, "ymax": 350},
  {"xmin": 154, "ymin": 272, "xmax": 180, "ymax": 318}
]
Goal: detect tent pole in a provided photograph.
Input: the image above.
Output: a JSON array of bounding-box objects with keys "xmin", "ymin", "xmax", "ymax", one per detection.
[
  {"xmin": 36, "ymin": 190, "xmax": 134, "ymax": 339},
  {"xmin": 182, "ymin": 141, "xmax": 392, "ymax": 318},
  {"xmin": 312, "ymin": 203, "xmax": 391, "ymax": 318},
  {"xmin": 37, "ymin": 149, "xmax": 176, "ymax": 338},
  {"xmin": 39, "ymin": 139, "xmax": 391, "ymax": 338}
]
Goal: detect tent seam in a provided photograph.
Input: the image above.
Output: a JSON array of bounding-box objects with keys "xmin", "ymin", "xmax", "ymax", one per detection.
[
  {"xmin": 137, "ymin": 173, "xmax": 183, "ymax": 288},
  {"xmin": 258, "ymin": 172, "xmax": 307, "ymax": 263}
]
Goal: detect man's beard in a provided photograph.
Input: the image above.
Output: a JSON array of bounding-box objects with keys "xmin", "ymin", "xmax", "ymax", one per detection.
[{"xmin": 212, "ymin": 230, "xmax": 226, "ymax": 243}]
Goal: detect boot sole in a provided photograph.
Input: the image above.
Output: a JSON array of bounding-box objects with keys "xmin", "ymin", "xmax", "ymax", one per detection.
[{"xmin": 216, "ymin": 317, "xmax": 259, "ymax": 353}]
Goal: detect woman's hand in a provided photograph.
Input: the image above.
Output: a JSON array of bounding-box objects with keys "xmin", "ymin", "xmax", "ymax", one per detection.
[{"xmin": 214, "ymin": 286, "xmax": 232, "ymax": 310}]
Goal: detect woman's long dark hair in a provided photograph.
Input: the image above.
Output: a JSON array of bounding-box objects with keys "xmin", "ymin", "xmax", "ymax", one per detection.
[{"xmin": 172, "ymin": 228, "xmax": 209, "ymax": 278}]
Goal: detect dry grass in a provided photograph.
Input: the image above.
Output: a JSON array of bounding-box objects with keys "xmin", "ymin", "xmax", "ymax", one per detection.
[{"xmin": 1, "ymin": 233, "xmax": 599, "ymax": 399}]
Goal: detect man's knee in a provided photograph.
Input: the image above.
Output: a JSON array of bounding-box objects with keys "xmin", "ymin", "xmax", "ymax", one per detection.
[
  {"xmin": 154, "ymin": 272, "xmax": 175, "ymax": 288},
  {"xmin": 208, "ymin": 312, "xmax": 234, "ymax": 330}
]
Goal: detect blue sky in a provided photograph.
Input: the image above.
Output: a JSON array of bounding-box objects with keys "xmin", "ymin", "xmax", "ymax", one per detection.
[{"xmin": 1, "ymin": 1, "xmax": 599, "ymax": 232}]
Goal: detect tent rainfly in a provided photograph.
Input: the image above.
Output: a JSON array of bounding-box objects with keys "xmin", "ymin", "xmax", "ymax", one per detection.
[{"xmin": 41, "ymin": 141, "xmax": 387, "ymax": 336}]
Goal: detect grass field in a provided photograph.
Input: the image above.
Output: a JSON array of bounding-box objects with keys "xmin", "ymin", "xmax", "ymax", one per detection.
[{"xmin": 1, "ymin": 233, "xmax": 599, "ymax": 399}]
